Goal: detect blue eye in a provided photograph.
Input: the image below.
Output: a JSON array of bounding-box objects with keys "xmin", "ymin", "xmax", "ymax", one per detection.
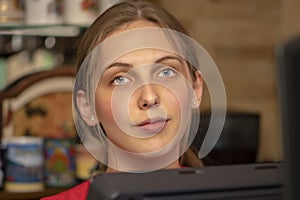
[
  {"xmin": 158, "ymin": 68, "xmax": 176, "ymax": 78},
  {"xmin": 112, "ymin": 76, "xmax": 130, "ymax": 85}
]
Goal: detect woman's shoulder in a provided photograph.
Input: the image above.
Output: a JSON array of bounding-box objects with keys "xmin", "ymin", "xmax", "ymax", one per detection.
[{"xmin": 41, "ymin": 180, "xmax": 90, "ymax": 200}]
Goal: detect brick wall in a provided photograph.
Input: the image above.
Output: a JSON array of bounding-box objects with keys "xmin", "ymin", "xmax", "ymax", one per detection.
[{"xmin": 157, "ymin": 0, "xmax": 284, "ymax": 162}]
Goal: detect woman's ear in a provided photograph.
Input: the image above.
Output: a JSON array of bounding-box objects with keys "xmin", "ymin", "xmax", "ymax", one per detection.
[
  {"xmin": 76, "ymin": 90, "xmax": 98, "ymax": 126},
  {"xmin": 192, "ymin": 71, "xmax": 203, "ymax": 108}
]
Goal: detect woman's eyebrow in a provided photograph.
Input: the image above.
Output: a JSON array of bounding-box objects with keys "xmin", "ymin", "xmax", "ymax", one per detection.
[
  {"xmin": 106, "ymin": 62, "xmax": 133, "ymax": 69},
  {"xmin": 106, "ymin": 56, "xmax": 183, "ymax": 69},
  {"xmin": 155, "ymin": 56, "xmax": 183, "ymax": 64}
]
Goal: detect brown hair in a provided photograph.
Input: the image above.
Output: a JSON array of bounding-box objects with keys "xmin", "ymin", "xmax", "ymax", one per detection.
[{"xmin": 75, "ymin": 0, "xmax": 203, "ymax": 168}]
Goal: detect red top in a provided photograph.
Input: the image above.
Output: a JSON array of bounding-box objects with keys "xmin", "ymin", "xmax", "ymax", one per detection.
[{"xmin": 41, "ymin": 181, "xmax": 90, "ymax": 200}]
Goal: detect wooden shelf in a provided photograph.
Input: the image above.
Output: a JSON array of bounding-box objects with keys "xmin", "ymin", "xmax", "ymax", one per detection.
[
  {"xmin": 0, "ymin": 187, "xmax": 68, "ymax": 200},
  {"xmin": 0, "ymin": 25, "xmax": 83, "ymax": 37}
]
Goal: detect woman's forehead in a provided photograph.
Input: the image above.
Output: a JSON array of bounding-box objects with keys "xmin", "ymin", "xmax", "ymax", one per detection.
[
  {"xmin": 105, "ymin": 20, "xmax": 160, "ymax": 40},
  {"xmin": 93, "ymin": 27, "xmax": 184, "ymax": 73},
  {"xmin": 112, "ymin": 49, "xmax": 181, "ymax": 65}
]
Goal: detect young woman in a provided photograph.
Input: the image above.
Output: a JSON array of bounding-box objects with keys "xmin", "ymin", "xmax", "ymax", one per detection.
[{"xmin": 42, "ymin": 0, "xmax": 214, "ymax": 199}]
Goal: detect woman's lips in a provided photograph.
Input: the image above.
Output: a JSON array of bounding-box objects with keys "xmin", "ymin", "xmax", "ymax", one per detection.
[{"xmin": 136, "ymin": 118, "xmax": 169, "ymax": 134}]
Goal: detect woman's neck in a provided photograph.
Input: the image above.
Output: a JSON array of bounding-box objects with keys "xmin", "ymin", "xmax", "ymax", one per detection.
[
  {"xmin": 106, "ymin": 159, "xmax": 181, "ymax": 173},
  {"xmin": 105, "ymin": 142, "xmax": 182, "ymax": 173}
]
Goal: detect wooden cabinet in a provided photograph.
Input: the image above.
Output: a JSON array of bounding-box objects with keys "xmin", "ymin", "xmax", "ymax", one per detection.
[{"xmin": 0, "ymin": 187, "xmax": 68, "ymax": 200}]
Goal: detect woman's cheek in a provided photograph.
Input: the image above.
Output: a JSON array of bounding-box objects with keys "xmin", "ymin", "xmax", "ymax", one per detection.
[{"xmin": 95, "ymin": 94, "xmax": 115, "ymax": 125}]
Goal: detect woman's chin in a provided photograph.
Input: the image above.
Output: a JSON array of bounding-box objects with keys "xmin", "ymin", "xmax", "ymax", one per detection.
[{"xmin": 132, "ymin": 139, "xmax": 181, "ymax": 159}]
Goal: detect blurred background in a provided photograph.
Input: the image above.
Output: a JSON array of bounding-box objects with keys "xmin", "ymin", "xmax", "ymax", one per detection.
[
  {"xmin": 0, "ymin": 0, "xmax": 299, "ymax": 199},
  {"xmin": 158, "ymin": 0, "xmax": 299, "ymax": 163}
]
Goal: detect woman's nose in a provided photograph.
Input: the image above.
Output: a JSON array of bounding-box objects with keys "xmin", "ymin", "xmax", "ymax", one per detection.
[{"xmin": 138, "ymin": 84, "xmax": 160, "ymax": 109}]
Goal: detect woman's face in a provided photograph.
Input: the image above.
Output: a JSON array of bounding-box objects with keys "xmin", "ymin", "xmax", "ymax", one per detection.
[{"xmin": 94, "ymin": 20, "xmax": 202, "ymax": 154}]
